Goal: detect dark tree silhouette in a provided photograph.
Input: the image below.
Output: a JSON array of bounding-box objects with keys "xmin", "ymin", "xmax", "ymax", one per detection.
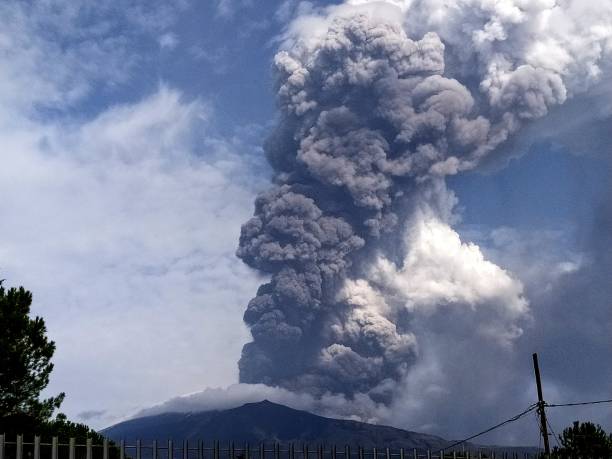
[
  {"xmin": 0, "ymin": 280, "xmax": 65, "ymax": 428},
  {"xmin": 0, "ymin": 279, "xmax": 112, "ymax": 448},
  {"xmin": 553, "ymin": 421, "xmax": 612, "ymax": 458}
]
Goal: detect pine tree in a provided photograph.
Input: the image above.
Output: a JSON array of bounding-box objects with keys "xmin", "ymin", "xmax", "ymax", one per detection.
[
  {"xmin": 0, "ymin": 280, "xmax": 65, "ymax": 430},
  {"xmin": 554, "ymin": 421, "xmax": 612, "ymax": 458}
]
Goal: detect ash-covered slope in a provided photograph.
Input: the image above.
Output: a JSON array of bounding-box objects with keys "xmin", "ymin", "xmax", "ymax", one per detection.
[{"xmin": 101, "ymin": 400, "xmax": 453, "ymax": 450}]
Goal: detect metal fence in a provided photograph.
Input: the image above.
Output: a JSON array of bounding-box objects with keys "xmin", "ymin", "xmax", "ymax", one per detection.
[{"xmin": 0, "ymin": 435, "xmax": 545, "ymax": 459}]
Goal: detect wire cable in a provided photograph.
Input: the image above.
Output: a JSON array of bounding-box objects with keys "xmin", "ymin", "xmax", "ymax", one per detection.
[
  {"xmin": 445, "ymin": 403, "xmax": 539, "ymax": 450},
  {"xmin": 532, "ymin": 411, "xmax": 542, "ymax": 453},
  {"xmin": 545, "ymin": 418, "xmax": 561, "ymax": 449},
  {"xmin": 546, "ymin": 398, "xmax": 612, "ymax": 408}
]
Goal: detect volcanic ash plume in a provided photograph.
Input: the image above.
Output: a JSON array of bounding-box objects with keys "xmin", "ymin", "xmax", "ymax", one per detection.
[{"xmin": 236, "ymin": 1, "xmax": 612, "ymax": 405}]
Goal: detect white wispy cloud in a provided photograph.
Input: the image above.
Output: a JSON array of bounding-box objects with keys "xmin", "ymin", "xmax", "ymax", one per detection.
[{"xmin": 0, "ymin": 0, "xmax": 269, "ymax": 429}]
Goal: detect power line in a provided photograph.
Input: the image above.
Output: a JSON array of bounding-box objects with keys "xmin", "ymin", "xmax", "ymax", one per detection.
[
  {"xmin": 532, "ymin": 411, "xmax": 542, "ymax": 452},
  {"xmin": 545, "ymin": 417, "xmax": 561, "ymax": 449},
  {"xmin": 547, "ymin": 398, "xmax": 612, "ymax": 408},
  {"xmin": 445, "ymin": 404, "xmax": 539, "ymax": 450}
]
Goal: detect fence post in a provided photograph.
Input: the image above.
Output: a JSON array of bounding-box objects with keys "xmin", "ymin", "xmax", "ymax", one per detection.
[
  {"xmin": 261, "ymin": 443, "xmax": 265, "ymax": 459},
  {"xmin": 52, "ymin": 437, "xmax": 58, "ymax": 459},
  {"xmin": 345, "ymin": 445, "xmax": 350, "ymax": 459},
  {"xmin": 214, "ymin": 441, "xmax": 219, "ymax": 459},
  {"xmin": 169, "ymin": 440, "xmax": 174, "ymax": 459},
  {"xmin": 386, "ymin": 447, "xmax": 390, "ymax": 459},
  {"xmin": 34, "ymin": 436, "xmax": 41, "ymax": 459},
  {"xmin": 137, "ymin": 439, "xmax": 142, "ymax": 459},
  {"xmin": 16, "ymin": 435, "xmax": 23, "ymax": 459},
  {"xmin": 104, "ymin": 439, "xmax": 109, "ymax": 459},
  {"xmin": 399, "ymin": 448, "xmax": 404, "ymax": 459},
  {"xmin": 184, "ymin": 440, "xmax": 189, "ymax": 459},
  {"xmin": 69, "ymin": 438, "xmax": 76, "ymax": 459},
  {"xmin": 358, "ymin": 447, "xmax": 363, "ymax": 459},
  {"xmin": 427, "ymin": 451, "xmax": 431, "ymax": 459},
  {"xmin": 197, "ymin": 441, "xmax": 202, "ymax": 459},
  {"xmin": 275, "ymin": 444, "xmax": 280, "ymax": 459},
  {"xmin": 373, "ymin": 447, "xmax": 377, "ymax": 459},
  {"xmin": 120, "ymin": 440, "xmax": 125, "ymax": 459},
  {"xmin": 439, "ymin": 451, "xmax": 444, "ymax": 459},
  {"xmin": 87, "ymin": 438, "xmax": 93, "ymax": 459},
  {"xmin": 152, "ymin": 440, "xmax": 157, "ymax": 459},
  {"xmin": 413, "ymin": 449, "xmax": 417, "ymax": 459},
  {"xmin": 0, "ymin": 434, "xmax": 4, "ymax": 459}
]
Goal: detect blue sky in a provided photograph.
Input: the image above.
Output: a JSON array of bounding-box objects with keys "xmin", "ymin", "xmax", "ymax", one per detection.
[{"xmin": 1, "ymin": 0, "xmax": 611, "ymax": 446}]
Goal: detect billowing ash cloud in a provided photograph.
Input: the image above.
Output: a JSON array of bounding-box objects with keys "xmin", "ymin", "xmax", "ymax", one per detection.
[{"xmin": 236, "ymin": 0, "xmax": 612, "ymax": 408}]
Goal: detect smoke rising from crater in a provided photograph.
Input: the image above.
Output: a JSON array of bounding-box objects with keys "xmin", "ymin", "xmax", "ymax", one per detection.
[{"xmin": 236, "ymin": 0, "xmax": 612, "ymax": 407}]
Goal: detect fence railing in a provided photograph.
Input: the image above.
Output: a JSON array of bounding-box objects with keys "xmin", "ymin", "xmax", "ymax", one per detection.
[{"xmin": 0, "ymin": 435, "xmax": 549, "ymax": 459}]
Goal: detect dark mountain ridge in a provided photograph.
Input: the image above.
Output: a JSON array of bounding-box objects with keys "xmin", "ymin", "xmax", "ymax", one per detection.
[{"xmin": 102, "ymin": 400, "xmax": 538, "ymax": 455}]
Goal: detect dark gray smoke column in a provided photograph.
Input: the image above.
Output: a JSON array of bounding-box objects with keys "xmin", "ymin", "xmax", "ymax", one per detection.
[{"xmin": 236, "ymin": 9, "xmax": 562, "ymax": 399}]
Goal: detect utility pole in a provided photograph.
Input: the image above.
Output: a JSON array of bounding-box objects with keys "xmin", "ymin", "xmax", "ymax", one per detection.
[{"xmin": 532, "ymin": 353, "xmax": 551, "ymax": 457}]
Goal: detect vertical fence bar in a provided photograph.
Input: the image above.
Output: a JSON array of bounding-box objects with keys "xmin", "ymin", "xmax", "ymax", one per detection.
[
  {"xmin": 34, "ymin": 436, "xmax": 41, "ymax": 459},
  {"xmin": 439, "ymin": 451, "xmax": 443, "ymax": 459},
  {"xmin": 452, "ymin": 451, "xmax": 456, "ymax": 459},
  {"xmin": 52, "ymin": 437, "xmax": 58, "ymax": 459},
  {"xmin": 183, "ymin": 441, "xmax": 188, "ymax": 459},
  {"xmin": 87, "ymin": 438, "xmax": 93, "ymax": 459},
  {"xmin": 104, "ymin": 439, "xmax": 109, "ymax": 459},
  {"xmin": 16, "ymin": 435, "xmax": 23, "ymax": 459},
  {"xmin": 153, "ymin": 440, "xmax": 158, "ymax": 459},
  {"xmin": 169, "ymin": 440, "xmax": 174, "ymax": 459},
  {"xmin": 275, "ymin": 444, "xmax": 280, "ymax": 459},
  {"xmin": 214, "ymin": 442, "xmax": 219, "ymax": 459},
  {"xmin": 345, "ymin": 446, "xmax": 350, "ymax": 459},
  {"xmin": 413, "ymin": 449, "xmax": 417, "ymax": 459},
  {"xmin": 386, "ymin": 448, "xmax": 390, "ymax": 459},
  {"xmin": 290, "ymin": 444, "xmax": 295, "ymax": 459},
  {"xmin": 120, "ymin": 440, "xmax": 125, "ymax": 459},
  {"xmin": 373, "ymin": 447, "xmax": 377, "ymax": 459},
  {"xmin": 137, "ymin": 439, "xmax": 142, "ymax": 459},
  {"xmin": 399, "ymin": 448, "xmax": 404, "ymax": 459},
  {"xmin": 260, "ymin": 443, "xmax": 265, "ymax": 459},
  {"xmin": 358, "ymin": 448, "xmax": 363, "ymax": 459},
  {"xmin": 198, "ymin": 441, "xmax": 203, "ymax": 459},
  {"xmin": 426, "ymin": 451, "xmax": 431, "ymax": 459},
  {"xmin": 69, "ymin": 438, "xmax": 75, "ymax": 459},
  {"xmin": 0, "ymin": 434, "xmax": 4, "ymax": 459}
]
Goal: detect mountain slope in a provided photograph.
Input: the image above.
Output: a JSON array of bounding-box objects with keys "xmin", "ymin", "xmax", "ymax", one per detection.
[
  {"xmin": 102, "ymin": 400, "xmax": 454, "ymax": 450},
  {"xmin": 102, "ymin": 400, "xmax": 539, "ymax": 455}
]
